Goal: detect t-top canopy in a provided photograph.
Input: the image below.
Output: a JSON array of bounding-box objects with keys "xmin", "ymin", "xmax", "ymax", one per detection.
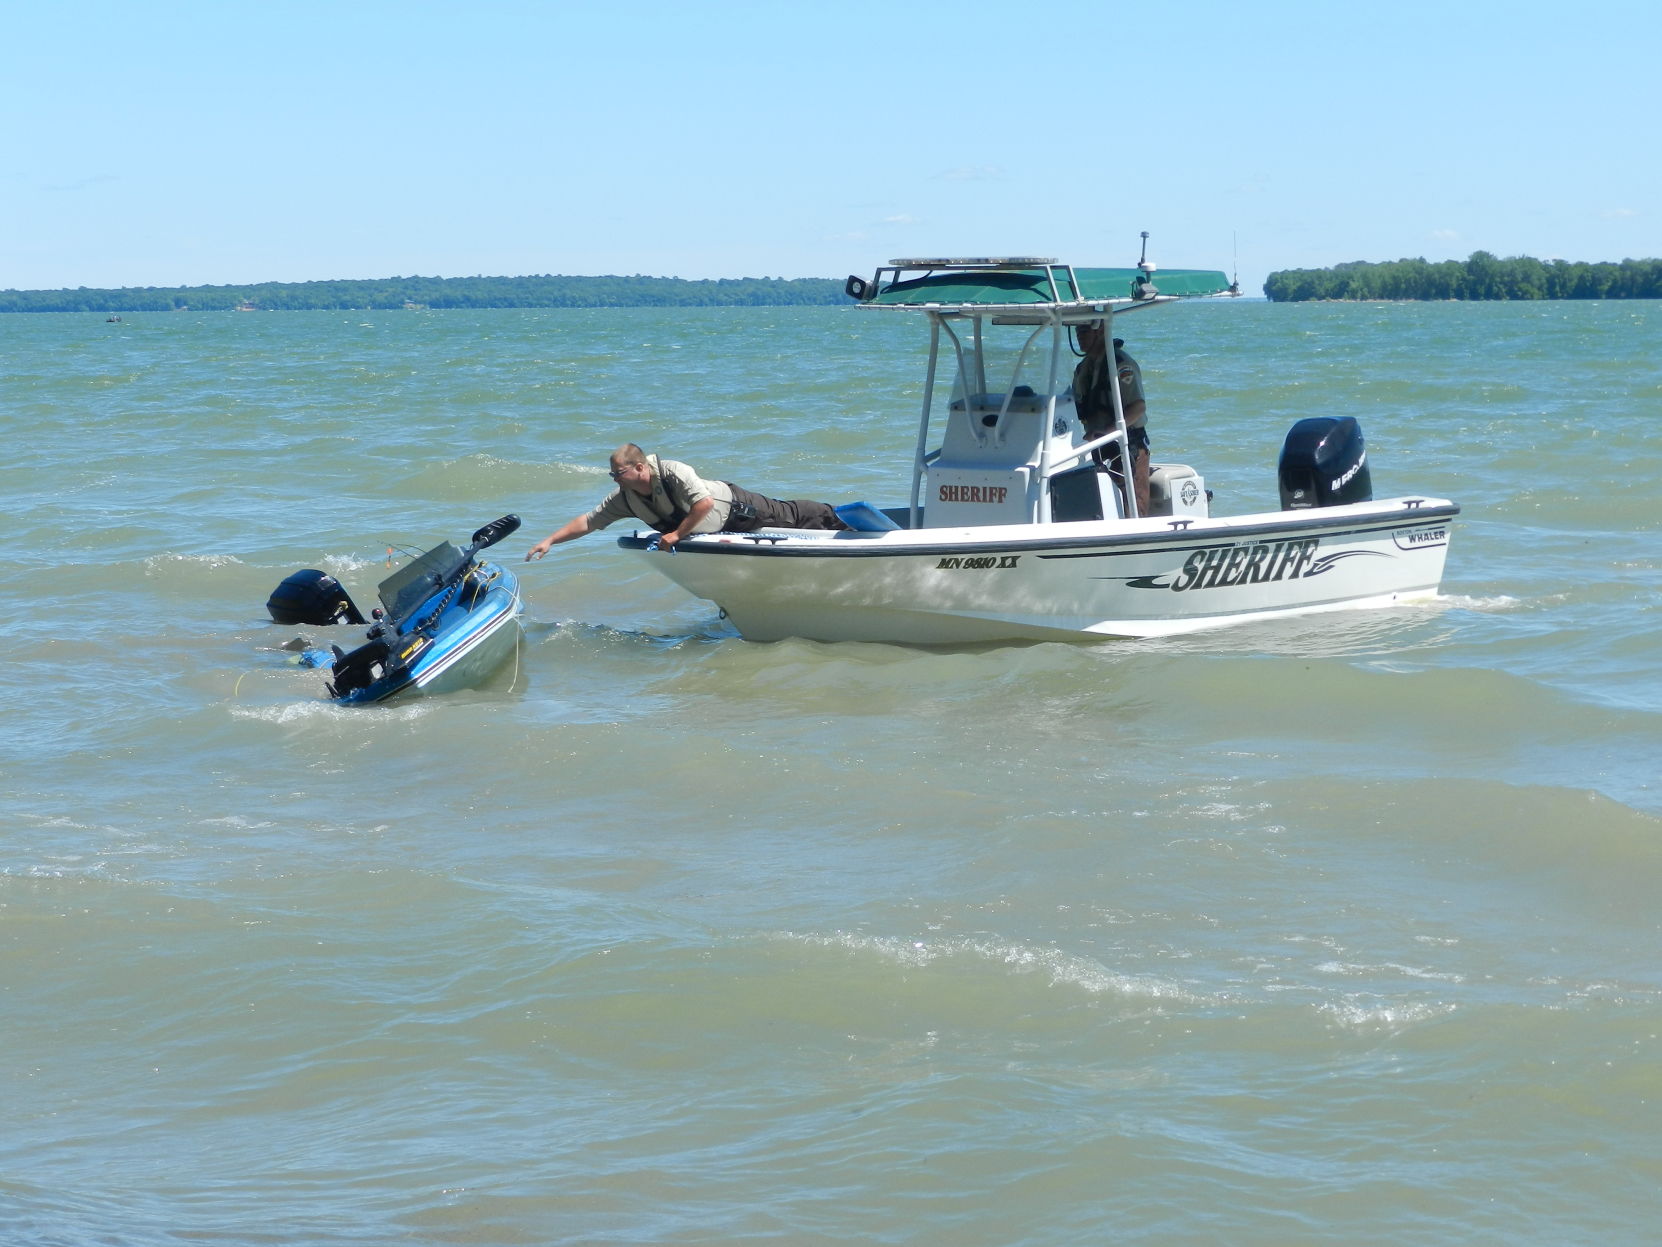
[
  {"xmin": 851, "ymin": 259, "xmax": 1232, "ymax": 311},
  {"xmin": 889, "ymin": 256, "xmax": 1058, "ymax": 267}
]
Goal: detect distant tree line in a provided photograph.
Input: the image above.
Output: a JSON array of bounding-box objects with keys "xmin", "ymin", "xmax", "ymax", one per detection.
[
  {"xmin": 0, "ymin": 273, "xmax": 848, "ymax": 313},
  {"xmin": 1264, "ymin": 252, "xmax": 1662, "ymax": 301}
]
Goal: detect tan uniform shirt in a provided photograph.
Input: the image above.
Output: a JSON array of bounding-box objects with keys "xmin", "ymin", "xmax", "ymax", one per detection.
[
  {"xmin": 584, "ymin": 455, "xmax": 734, "ymax": 534},
  {"xmin": 1072, "ymin": 350, "xmax": 1145, "ymax": 431}
]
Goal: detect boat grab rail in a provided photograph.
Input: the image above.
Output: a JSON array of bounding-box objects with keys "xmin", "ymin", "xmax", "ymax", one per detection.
[
  {"xmin": 908, "ymin": 317, "xmax": 949, "ymax": 525},
  {"xmin": 1045, "ymin": 427, "xmax": 1127, "ymax": 475}
]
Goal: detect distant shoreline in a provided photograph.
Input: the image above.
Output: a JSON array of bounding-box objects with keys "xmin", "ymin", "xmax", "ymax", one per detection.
[
  {"xmin": 1265, "ymin": 251, "xmax": 1662, "ymax": 301},
  {"xmin": 17, "ymin": 252, "xmax": 1662, "ymax": 310},
  {"xmin": 0, "ymin": 273, "xmax": 848, "ymax": 314}
]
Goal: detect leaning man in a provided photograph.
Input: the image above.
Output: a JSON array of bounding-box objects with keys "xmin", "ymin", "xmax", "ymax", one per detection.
[{"xmin": 524, "ymin": 443, "xmax": 846, "ymax": 560}]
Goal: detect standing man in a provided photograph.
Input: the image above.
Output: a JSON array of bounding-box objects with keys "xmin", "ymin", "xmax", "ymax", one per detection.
[
  {"xmin": 524, "ymin": 443, "xmax": 845, "ymax": 560},
  {"xmin": 1072, "ymin": 321, "xmax": 1150, "ymax": 517}
]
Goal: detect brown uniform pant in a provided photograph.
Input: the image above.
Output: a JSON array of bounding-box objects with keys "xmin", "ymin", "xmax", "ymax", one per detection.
[{"xmin": 722, "ymin": 483, "xmax": 848, "ymax": 532}]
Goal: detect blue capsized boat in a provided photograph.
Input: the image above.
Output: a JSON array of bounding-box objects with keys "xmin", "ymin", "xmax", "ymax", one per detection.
[{"xmin": 266, "ymin": 515, "xmax": 525, "ymax": 704}]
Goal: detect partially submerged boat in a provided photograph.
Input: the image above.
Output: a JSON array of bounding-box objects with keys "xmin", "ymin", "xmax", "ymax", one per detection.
[
  {"xmin": 617, "ymin": 251, "xmax": 1458, "ymax": 644},
  {"xmin": 266, "ymin": 515, "xmax": 525, "ymax": 703}
]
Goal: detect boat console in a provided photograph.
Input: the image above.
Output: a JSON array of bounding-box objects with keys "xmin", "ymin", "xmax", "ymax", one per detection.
[{"xmin": 926, "ymin": 388, "xmax": 1057, "ymax": 527}]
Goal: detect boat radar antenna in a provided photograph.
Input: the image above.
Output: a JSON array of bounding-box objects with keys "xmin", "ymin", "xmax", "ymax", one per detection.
[{"xmin": 1132, "ymin": 231, "xmax": 1159, "ymax": 300}]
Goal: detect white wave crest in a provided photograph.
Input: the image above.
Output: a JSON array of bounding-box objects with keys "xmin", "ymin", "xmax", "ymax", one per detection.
[
  {"xmin": 779, "ymin": 930, "xmax": 1203, "ymax": 1003},
  {"xmin": 1315, "ymin": 959, "xmax": 1466, "ymax": 984},
  {"xmin": 143, "ymin": 552, "xmax": 246, "ymax": 574},
  {"xmin": 320, "ymin": 552, "xmax": 385, "ymax": 576},
  {"xmin": 1318, "ymin": 998, "xmax": 1455, "ymax": 1031},
  {"xmin": 228, "ymin": 694, "xmax": 435, "ymax": 725},
  {"xmin": 1442, "ymin": 592, "xmax": 1522, "ymax": 612},
  {"xmin": 228, "ymin": 698, "xmax": 339, "ymax": 724}
]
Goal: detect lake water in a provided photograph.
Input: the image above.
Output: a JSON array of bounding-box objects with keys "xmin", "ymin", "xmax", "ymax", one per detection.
[{"xmin": 2, "ymin": 298, "xmax": 1658, "ymax": 1245}]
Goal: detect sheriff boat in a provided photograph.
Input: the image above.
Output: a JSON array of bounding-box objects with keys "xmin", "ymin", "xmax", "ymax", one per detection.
[{"xmin": 616, "ymin": 251, "xmax": 1458, "ymax": 644}]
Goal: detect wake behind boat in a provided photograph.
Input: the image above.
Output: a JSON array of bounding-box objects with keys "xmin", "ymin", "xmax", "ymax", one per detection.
[
  {"xmin": 267, "ymin": 515, "xmax": 525, "ymax": 703},
  {"xmin": 617, "ymin": 250, "xmax": 1458, "ymax": 644}
]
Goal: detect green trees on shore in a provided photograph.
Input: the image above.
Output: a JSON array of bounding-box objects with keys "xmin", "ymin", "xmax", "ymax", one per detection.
[
  {"xmin": 0, "ymin": 273, "xmax": 848, "ymax": 314},
  {"xmin": 1264, "ymin": 252, "xmax": 1662, "ymax": 301}
]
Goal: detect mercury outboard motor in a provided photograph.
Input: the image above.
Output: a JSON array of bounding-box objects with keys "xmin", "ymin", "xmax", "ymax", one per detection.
[
  {"xmin": 1278, "ymin": 416, "xmax": 1372, "ymax": 509},
  {"xmin": 265, "ymin": 569, "xmax": 367, "ymax": 626}
]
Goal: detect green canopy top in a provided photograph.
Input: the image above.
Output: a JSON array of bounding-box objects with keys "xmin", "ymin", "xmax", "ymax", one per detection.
[{"xmin": 856, "ymin": 261, "xmax": 1233, "ymax": 312}]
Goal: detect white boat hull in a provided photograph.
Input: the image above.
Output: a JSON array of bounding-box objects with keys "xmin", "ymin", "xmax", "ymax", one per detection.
[{"xmin": 619, "ymin": 498, "xmax": 1456, "ymax": 644}]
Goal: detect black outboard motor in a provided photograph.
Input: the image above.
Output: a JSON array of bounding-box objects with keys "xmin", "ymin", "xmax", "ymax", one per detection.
[
  {"xmin": 1278, "ymin": 416, "xmax": 1372, "ymax": 510},
  {"xmin": 266, "ymin": 569, "xmax": 367, "ymax": 626}
]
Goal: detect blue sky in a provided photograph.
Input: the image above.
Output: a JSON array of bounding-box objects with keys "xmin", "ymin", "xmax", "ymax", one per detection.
[{"xmin": 4, "ymin": 0, "xmax": 1657, "ymax": 295}]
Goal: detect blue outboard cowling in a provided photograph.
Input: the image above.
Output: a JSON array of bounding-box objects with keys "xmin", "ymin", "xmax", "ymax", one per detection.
[{"xmin": 1278, "ymin": 416, "xmax": 1372, "ymax": 509}]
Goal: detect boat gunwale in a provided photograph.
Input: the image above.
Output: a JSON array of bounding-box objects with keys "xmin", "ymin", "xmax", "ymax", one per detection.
[{"xmin": 614, "ymin": 500, "xmax": 1461, "ymax": 560}]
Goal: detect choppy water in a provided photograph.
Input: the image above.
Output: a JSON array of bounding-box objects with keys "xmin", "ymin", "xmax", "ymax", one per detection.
[{"xmin": 3, "ymin": 299, "xmax": 1659, "ymax": 1245}]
